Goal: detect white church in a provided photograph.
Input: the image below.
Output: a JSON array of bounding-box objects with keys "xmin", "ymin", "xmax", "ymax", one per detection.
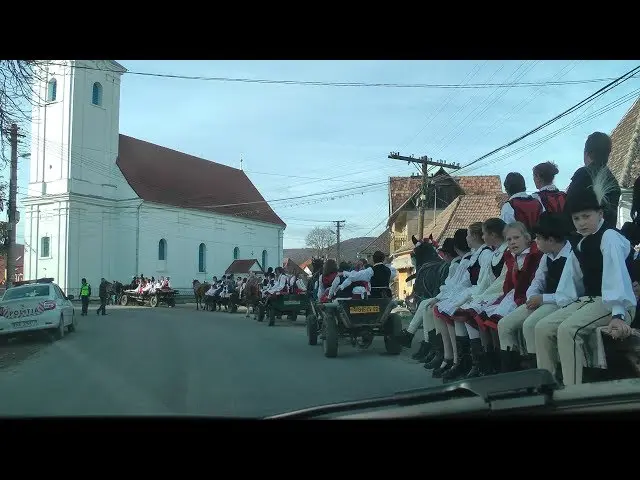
[{"xmin": 22, "ymin": 60, "xmax": 286, "ymax": 295}]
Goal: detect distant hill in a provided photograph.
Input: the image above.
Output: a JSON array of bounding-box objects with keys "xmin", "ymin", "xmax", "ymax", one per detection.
[{"xmin": 284, "ymin": 236, "xmax": 376, "ymax": 265}]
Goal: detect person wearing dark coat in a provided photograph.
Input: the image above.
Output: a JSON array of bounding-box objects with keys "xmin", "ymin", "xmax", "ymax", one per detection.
[{"xmin": 565, "ymin": 132, "xmax": 621, "ymax": 246}]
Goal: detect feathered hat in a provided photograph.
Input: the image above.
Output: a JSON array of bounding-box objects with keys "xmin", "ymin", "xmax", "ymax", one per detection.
[{"xmin": 565, "ymin": 167, "xmax": 619, "ymax": 215}]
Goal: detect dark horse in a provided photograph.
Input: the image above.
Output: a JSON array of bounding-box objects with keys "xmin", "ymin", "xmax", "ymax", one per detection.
[
  {"xmin": 405, "ymin": 234, "xmax": 450, "ymax": 312},
  {"xmin": 192, "ymin": 280, "xmax": 211, "ymax": 311}
]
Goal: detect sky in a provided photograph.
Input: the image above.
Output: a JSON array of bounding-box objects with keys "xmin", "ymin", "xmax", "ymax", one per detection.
[{"xmin": 3, "ymin": 60, "xmax": 640, "ymax": 249}]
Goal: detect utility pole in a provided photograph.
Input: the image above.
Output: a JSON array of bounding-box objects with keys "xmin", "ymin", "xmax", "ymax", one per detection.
[
  {"xmin": 388, "ymin": 152, "xmax": 461, "ymax": 240},
  {"xmin": 6, "ymin": 124, "xmax": 19, "ymax": 288},
  {"xmin": 334, "ymin": 220, "xmax": 345, "ymax": 263}
]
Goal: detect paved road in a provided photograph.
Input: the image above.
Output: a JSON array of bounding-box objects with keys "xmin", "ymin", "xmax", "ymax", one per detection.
[{"xmin": 0, "ymin": 304, "xmax": 440, "ymax": 417}]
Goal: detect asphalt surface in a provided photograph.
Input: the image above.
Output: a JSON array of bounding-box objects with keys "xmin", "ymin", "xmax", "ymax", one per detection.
[{"xmin": 0, "ymin": 304, "xmax": 440, "ymax": 417}]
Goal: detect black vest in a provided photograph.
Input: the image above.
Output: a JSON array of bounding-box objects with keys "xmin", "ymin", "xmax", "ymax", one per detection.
[
  {"xmin": 468, "ymin": 246, "xmax": 491, "ymax": 285},
  {"xmin": 371, "ymin": 264, "xmax": 391, "ymax": 288},
  {"xmin": 573, "ymin": 226, "xmax": 634, "ymax": 297},
  {"xmin": 544, "ymin": 255, "xmax": 568, "ymax": 294},
  {"xmin": 491, "ymin": 248, "xmax": 507, "ymax": 278},
  {"xmin": 335, "ymin": 275, "xmax": 353, "ymax": 298}
]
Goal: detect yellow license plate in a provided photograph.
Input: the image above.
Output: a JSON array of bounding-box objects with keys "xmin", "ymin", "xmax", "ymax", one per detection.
[{"xmin": 349, "ymin": 305, "xmax": 380, "ymax": 314}]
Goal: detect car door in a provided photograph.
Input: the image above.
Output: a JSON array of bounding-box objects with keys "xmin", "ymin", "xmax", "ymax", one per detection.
[{"xmin": 55, "ymin": 285, "xmax": 73, "ymax": 320}]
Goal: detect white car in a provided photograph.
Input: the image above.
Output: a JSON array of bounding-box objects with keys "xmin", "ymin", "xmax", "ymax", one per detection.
[{"xmin": 0, "ymin": 279, "xmax": 76, "ymax": 340}]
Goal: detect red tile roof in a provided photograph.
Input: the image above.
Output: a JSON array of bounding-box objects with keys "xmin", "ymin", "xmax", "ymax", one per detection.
[
  {"xmin": 116, "ymin": 135, "xmax": 286, "ymax": 227},
  {"xmin": 394, "ymin": 192, "xmax": 507, "ymax": 255},
  {"xmin": 225, "ymin": 259, "xmax": 263, "ymax": 275},
  {"xmin": 608, "ymin": 97, "xmax": 640, "ymax": 189},
  {"xmin": 388, "ymin": 174, "xmax": 503, "ymax": 215}
]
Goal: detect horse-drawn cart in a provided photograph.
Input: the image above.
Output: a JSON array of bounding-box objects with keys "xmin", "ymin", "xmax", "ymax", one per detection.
[
  {"xmin": 119, "ymin": 288, "xmax": 178, "ymax": 308},
  {"xmin": 307, "ymin": 297, "xmax": 403, "ymax": 358},
  {"xmin": 257, "ymin": 293, "xmax": 310, "ymax": 326}
]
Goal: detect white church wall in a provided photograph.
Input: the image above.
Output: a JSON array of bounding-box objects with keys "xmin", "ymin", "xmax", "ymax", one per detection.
[
  {"xmin": 66, "ymin": 198, "xmax": 139, "ymax": 296},
  {"xmin": 23, "ymin": 200, "xmax": 69, "ymax": 292},
  {"xmin": 30, "ymin": 61, "xmax": 73, "ymax": 196},
  {"xmin": 137, "ymin": 203, "xmax": 283, "ymax": 289},
  {"xmin": 68, "ymin": 61, "xmax": 136, "ymax": 201}
]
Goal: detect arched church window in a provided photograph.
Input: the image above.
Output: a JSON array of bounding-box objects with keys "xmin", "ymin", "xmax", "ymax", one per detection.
[
  {"xmin": 262, "ymin": 250, "xmax": 268, "ymax": 270},
  {"xmin": 158, "ymin": 239, "xmax": 167, "ymax": 261},
  {"xmin": 198, "ymin": 243, "xmax": 206, "ymax": 272},
  {"xmin": 233, "ymin": 246, "xmax": 240, "ymax": 260},
  {"xmin": 92, "ymin": 82, "xmax": 103, "ymax": 106},
  {"xmin": 47, "ymin": 78, "xmax": 57, "ymax": 102}
]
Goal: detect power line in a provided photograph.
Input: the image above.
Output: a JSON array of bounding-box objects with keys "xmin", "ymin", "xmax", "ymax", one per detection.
[
  {"xmin": 458, "ymin": 64, "xmax": 640, "ymax": 171},
  {"xmin": 46, "ymin": 61, "xmax": 639, "ymax": 90}
]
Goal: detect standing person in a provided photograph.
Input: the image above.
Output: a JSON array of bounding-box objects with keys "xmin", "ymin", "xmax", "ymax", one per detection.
[
  {"xmin": 565, "ymin": 132, "xmax": 620, "ymax": 244},
  {"xmin": 80, "ymin": 278, "xmax": 91, "ymax": 316},
  {"xmin": 501, "ymin": 172, "xmax": 544, "ymax": 232},
  {"xmin": 97, "ymin": 278, "xmax": 108, "ymax": 316},
  {"xmin": 531, "ymin": 161, "xmax": 567, "ymax": 214}
]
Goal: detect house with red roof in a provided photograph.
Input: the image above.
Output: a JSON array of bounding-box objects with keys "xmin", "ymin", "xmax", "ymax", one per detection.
[{"xmin": 22, "ymin": 60, "xmax": 285, "ymax": 294}]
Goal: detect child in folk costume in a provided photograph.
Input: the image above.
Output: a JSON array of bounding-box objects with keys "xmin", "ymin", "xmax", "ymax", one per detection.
[
  {"xmin": 401, "ymin": 231, "xmax": 471, "ymax": 362},
  {"xmin": 473, "ymin": 221, "xmax": 544, "ymax": 373},
  {"xmin": 531, "ymin": 161, "xmax": 567, "ymax": 214},
  {"xmin": 426, "ymin": 223, "xmax": 493, "ymax": 377},
  {"xmin": 327, "ymin": 262, "xmax": 356, "ymax": 299},
  {"xmin": 501, "ymin": 172, "xmax": 544, "ymax": 232},
  {"xmin": 434, "ymin": 218, "xmax": 509, "ymax": 380},
  {"xmin": 535, "ymin": 168, "xmax": 637, "ymax": 385},
  {"xmin": 317, "ymin": 259, "xmax": 339, "ymax": 303},
  {"xmin": 334, "ymin": 251, "xmax": 397, "ymax": 299},
  {"xmin": 497, "ymin": 213, "xmax": 572, "ymax": 370}
]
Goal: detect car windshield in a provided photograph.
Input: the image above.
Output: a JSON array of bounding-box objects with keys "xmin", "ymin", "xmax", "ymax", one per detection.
[
  {"xmin": 2, "ymin": 285, "xmax": 50, "ymax": 301},
  {"xmin": 2, "ymin": 60, "xmax": 640, "ymax": 419}
]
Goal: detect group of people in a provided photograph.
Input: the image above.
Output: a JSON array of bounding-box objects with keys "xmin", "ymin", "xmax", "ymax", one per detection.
[
  {"xmin": 400, "ymin": 131, "xmax": 639, "ymax": 386},
  {"xmin": 311, "ymin": 252, "xmax": 399, "ymax": 302},
  {"xmin": 128, "ymin": 275, "xmax": 172, "ymax": 295}
]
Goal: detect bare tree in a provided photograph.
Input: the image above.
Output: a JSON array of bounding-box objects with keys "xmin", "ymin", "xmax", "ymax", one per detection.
[
  {"xmin": 0, "ymin": 60, "xmax": 44, "ymax": 162},
  {"xmin": 305, "ymin": 226, "xmax": 335, "ymax": 258}
]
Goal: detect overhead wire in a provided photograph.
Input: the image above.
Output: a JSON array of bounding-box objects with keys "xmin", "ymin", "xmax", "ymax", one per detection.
[{"xmin": 45, "ymin": 61, "xmax": 639, "ymax": 90}]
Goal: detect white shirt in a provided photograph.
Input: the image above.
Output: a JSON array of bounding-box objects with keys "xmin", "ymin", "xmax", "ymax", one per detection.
[
  {"xmin": 555, "ymin": 220, "xmax": 637, "ymax": 318},
  {"xmin": 526, "ymin": 240, "xmax": 572, "ymax": 304},
  {"xmin": 337, "ymin": 263, "xmax": 398, "ymax": 293}
]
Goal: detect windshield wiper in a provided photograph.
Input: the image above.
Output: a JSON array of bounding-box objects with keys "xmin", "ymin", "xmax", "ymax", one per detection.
[{"xmin": 266, "ymin": 369, "xmax": 560, "ymax": 419}]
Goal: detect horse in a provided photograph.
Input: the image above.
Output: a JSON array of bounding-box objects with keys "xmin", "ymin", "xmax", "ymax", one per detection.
[
  {"xmin": 405, "ymin": 234, "xmax": 450, "ymax": 309},
  {"xmin": 192, "ymin": 280, "xmax": 211, "ymax": 311},
  {"xmin": 107, "ymin": 281, "xmax": 124, "ymax": 305}
]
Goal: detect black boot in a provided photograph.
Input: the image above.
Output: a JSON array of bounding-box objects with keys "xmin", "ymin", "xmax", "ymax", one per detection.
[
  {"xmin": 432, "ymin": 358, "xmax": 454, "ymax": 378},
  {"xmin": 423, "ymin": 331, "xmax": 441, "ymax": 364},
  {"xmin": 499, "ymin": 348, "xmax": 522, "ymax": 373},
  {"xmin": 423, "ymin": 337, "xmax": 444, "ymax": 369},
  {"xmin": 484, "ymin": 346, "xmax": 499, "ymax": 375},
  {"xmin": 399, "ymin": 329, "xmax": 415, "ymax": 348},
  {"xmin": 443, "ymin": 336, "xmax": 472, "ymax": 382},
  {"xmin": 411, "ymin": 341, "xmax": 430, "ymax": 361},
  {"xmin": 522, "ymin": 353, "xmax": 537, "ymax": 370},
  {"xmin": 465, "ymin": 338, "xmax": 485, "ymax": 378}
]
